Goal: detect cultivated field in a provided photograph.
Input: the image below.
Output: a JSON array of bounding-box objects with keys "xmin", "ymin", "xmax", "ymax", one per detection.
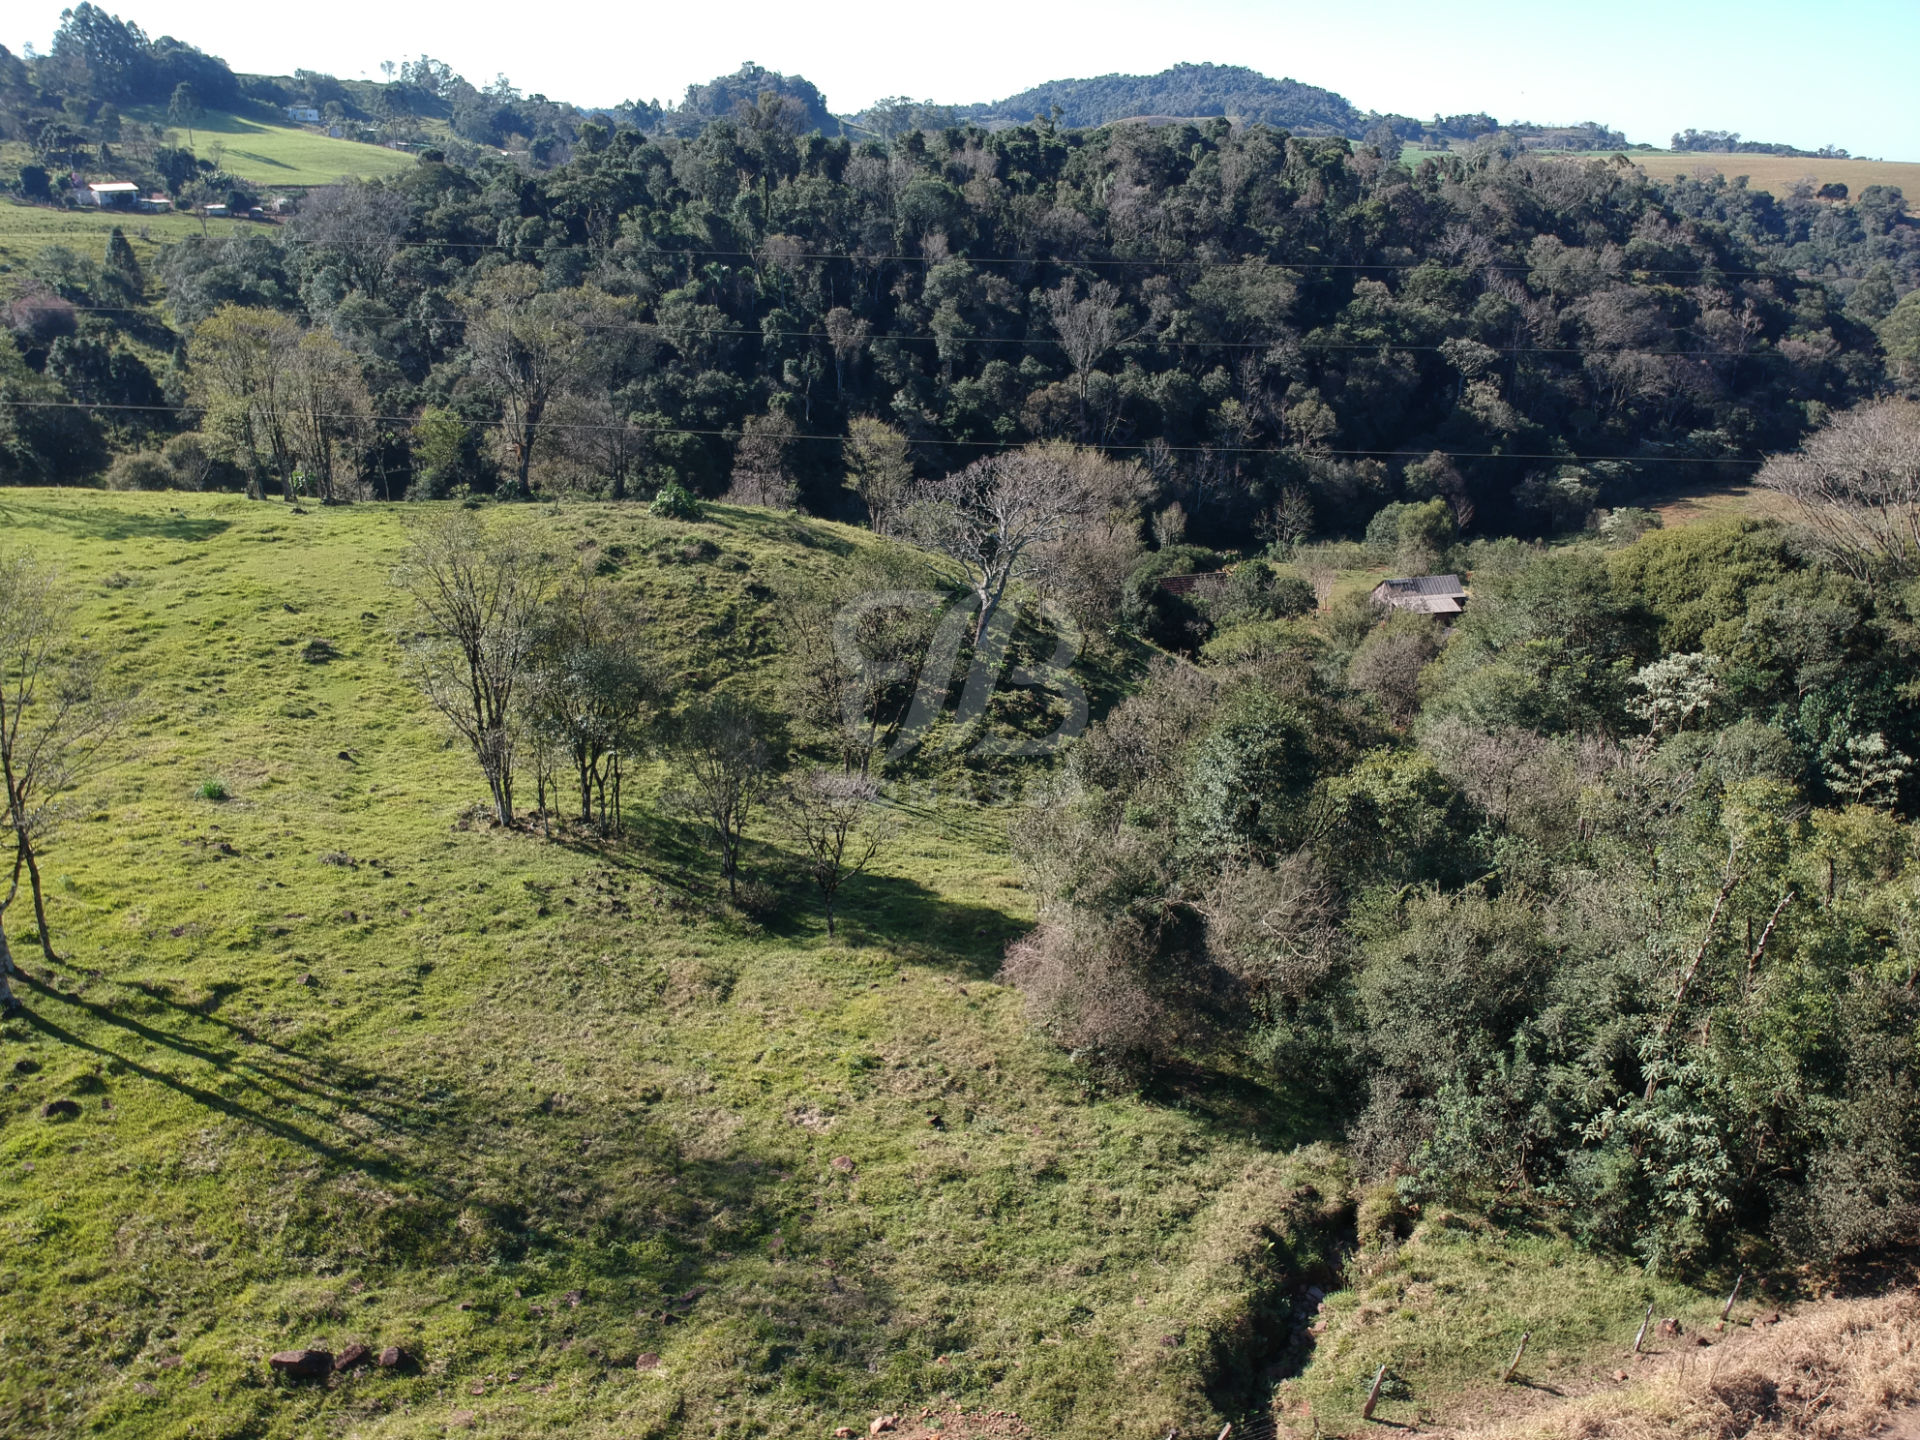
[
  {"xmin": 128, "ymin": 105, "xmax": 420, "ymax": 187},
  {"xmin": 1405, "ymin": 147, "xmax": 1920, "ymax": 204}
]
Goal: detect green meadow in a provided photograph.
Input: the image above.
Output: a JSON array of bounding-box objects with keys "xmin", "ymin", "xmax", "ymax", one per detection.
[
  {"xmin": 130, "ymin": 106, "xmax": 421, "ymax": 187},
  {"xmin": 0, "ymin": 489, "xmax": 1719, "ymax": 1439}
]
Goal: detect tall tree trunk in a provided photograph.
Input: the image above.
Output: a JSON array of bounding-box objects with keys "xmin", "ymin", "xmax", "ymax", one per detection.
[
  {"xmin": 21, "ymin": 842, "xmax": 55, "ymax": 962},
  {"xmin": 0, "ymin": 919, "xmax": 17, "ymax": 1014}
]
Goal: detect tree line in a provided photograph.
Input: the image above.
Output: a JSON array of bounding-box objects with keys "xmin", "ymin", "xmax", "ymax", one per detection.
[{"xmin": 3, "ymin": 94, "xmax": 1916, "ymax": 548}]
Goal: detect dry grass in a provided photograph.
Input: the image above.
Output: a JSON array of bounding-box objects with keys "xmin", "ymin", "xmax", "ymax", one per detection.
[{"xmin": 1451, "ymin": 1289, "xmax": 1920, "ymax": 1440}]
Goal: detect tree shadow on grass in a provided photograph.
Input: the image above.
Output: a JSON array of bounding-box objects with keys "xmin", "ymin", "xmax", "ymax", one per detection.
[
  {"xmin": 0, "ymin": 496, "xmax": 232, "ymax": 544},
  {"xmin": 19, "ymin": 969, "xmax": 446, "ymax": 1174},
  {"xmin": 1137, "ymin": 1057, "xmax": 1348, "ymax": 1153}
]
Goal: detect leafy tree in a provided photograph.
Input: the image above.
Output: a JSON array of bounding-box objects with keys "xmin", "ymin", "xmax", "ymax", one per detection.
[{"xmin": 666, "ymin": 696, "xmax": 780, "ymax": 901}]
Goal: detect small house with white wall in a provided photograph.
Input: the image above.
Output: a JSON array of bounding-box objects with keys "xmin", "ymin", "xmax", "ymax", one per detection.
[{"xmin": 86, "ymin": 181, "xmax": 139, "ymax": 208}]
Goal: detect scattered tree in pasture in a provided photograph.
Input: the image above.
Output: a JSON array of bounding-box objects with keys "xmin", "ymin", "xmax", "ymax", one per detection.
[
  {"xmin": 524, "ymin": 557, "xmax": 657, "ymax": 834},
  {"xmin": 394, "ymin": 510, "xmax": 558, "ymax": 826},
  {"xmin": 0, "ymin": 552, "xmax": 123, "ymax": 1000},
  {"xmin": 843, "ymin": 416, "xmax": 913, "ymax": 533},
  {"xmin": 778, "ymin": 767, "xmax": 894, "ymax": 936},
  {"xmin": 666, "ymin": 696, "xmax": 778, "ymax": 900}
]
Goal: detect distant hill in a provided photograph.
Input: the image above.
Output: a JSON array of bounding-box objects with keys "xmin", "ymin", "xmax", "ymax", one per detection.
[{"xmin": 956, "ymin": 62, "xmax": 1364, "ymax": 136}]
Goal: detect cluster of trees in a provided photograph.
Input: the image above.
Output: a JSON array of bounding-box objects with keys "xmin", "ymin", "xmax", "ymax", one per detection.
[
  {"xmin": 1670, "ymin": 129, "xmax": 1849, "ymax": 158},
  {"xmin": 6, "ymin": 100, "xmax": 1915, "ymax": 550},
  {"xmin": 395, "ymin": 509, "xmax": 896, "ymax": 934},
  {"xmin": 1006, "ymin": 405, "xmax": 1920, "ymax": 1272}
]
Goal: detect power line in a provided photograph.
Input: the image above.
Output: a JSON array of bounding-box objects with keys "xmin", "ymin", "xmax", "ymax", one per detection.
[
  {"xmin": 25, "ymin": 301, "xmax": 1787, "ymax": 357},
  {"xmin": 0, "ymin": 396, "xmax": 1769, "ymax": 464},
  {"xmin": 0, "ymin": 227, "xmax": 1827, "ymax": 282}
]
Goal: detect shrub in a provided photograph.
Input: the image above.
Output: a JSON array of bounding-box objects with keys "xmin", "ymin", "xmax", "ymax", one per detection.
[
  {"xmin": 650, "ymin": 481, "xmax": 701, "ymax": 520},
  {"xmin": 105, "ymin": 452, "xmax": 175, "ymax": 491},
  {"xmin": 196, "ymin": 778, "xmax": 229, "ymax": 801}
]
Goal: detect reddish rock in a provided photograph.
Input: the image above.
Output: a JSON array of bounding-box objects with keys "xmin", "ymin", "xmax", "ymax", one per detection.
[
  {"xmin": 376, "ymin": 1346, "xmax": 407, "ymax": 1368},
  {"xmin": 334, "ymin": 1343, "xmax": 370, "ymax": 1370},
  {"xmin": 835, "ymin": 1429, "xmax": 856, "ymax": 1439},
  {"xmin": 831, "ymin": 1156, "xmax": 856, "ymax": 1173},
  {"xmin": 1613, "ymin": 1370, "xmax": 1630, "ymax": 1382},
  {"xmin": 635, "ymin": 1353, "xmax": 660, "ymax": 1371},
  {"xmin": 870, "ymin": 1417, "xmax": 898, "ymax": 1435},
  {"xmin": 1756, "ymin": 1311, "xmax": 1782, "ymax": 1327},
  {"xmin": 268, "ymin": 1348, "xmax": 333, "ymax": 1379},
  {"xmin": 1657, "ymin": 1317, "xmax": 1682, "ymax": 1337}
]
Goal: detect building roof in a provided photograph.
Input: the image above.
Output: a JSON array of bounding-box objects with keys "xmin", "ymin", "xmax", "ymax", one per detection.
[
  {"xmin": 1372, "ymin": 573, "xmax": 1468, "ymax": 614},
  {"xmin": 88, "ymin": 181, "xmax": 139, "ymax": 193},
  {"xmin": 1375, "ymin": 573, "xmax": 1466, "ymax": 597}
]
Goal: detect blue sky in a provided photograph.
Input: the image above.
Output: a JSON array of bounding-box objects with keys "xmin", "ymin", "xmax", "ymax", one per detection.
[{"xmin": 23, "ymin": 0, "xmax": 1917, "ymax": 158}]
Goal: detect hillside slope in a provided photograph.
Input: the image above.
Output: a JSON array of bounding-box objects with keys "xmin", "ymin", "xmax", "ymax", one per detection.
[
  {"xmin": 127, "ymin": 105, "xmax": 420, "ymax": 186},
  {"xmin": 0, "ymin": 489, "xmax": 1358, "ymax": 1440}
]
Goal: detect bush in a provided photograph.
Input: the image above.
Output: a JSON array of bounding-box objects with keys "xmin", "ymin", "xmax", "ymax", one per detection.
[
  {"xmin": 650, "ymin": 481, "xmax": 702, "ymax": 520},
  {"xmin": 106, "ymin": 452, "xmax": 175, "ymax": 491},
  {"xmin": 196, "ymin": 778, "xmax": 229, "ymax": 801}
]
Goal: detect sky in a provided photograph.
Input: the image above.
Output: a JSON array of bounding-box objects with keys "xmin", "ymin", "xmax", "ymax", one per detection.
[{"xmin": 21, "ymin": 0, "xmax": 1919, "ymax": 159}]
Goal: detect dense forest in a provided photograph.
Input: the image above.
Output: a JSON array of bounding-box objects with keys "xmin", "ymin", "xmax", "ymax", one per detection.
[{"xmin": 2, "ymin": 7, "xmax": 1918, "ymax": 548}]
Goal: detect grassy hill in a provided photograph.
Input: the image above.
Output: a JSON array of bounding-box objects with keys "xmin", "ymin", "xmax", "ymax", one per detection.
[
  {"xmin": 0, "ymin": 489, "xmax": 1730, "ymax": 1439},
  {"xmin": 129, "ymin": 106, "xmax": 421, "ymax": 187},
  {"xmin": 0, "ymin": 201, "xmax": 255, "ymax": 275}
]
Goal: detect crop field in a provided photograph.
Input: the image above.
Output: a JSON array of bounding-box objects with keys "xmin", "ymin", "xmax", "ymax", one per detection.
[
  {"xmin": 1403, "ymin": 147, "xmax": 1920, "ymax": 204},
  {"xmin": 0, "ymin": 488, "xmax": 1725, "ymax": 1440},
  {"xmin": 128, "ymin": 105, "xmax": 421, "ymax": 187}
]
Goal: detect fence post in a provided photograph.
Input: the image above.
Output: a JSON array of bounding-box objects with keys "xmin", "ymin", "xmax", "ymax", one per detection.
[
  {"xmin": 1633, "ymin": 1301, "xmax": 1654, "ymax": 1354},
  {"xmin": 1501, "ymin": 1332, "xmax": 1530, "ymax": 1383},
  {"xmin": 1361, "ymin": 1364, "xmax": 1388, "ymax": 1421},
  {"xmin": 1720, "ymin": 1270, "xmax": 1745, "ymax": 1324}
]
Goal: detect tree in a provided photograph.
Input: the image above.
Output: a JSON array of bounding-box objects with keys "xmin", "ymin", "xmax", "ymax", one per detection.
[
  {"xmin": 902, "ymin": 444, "xmax": 1100, "ymax": 643},
  {"xmin": 667, "ymin": 696, "xmax": 778, "ymax": 900},
  {"xmin": 0, "ymin": 552, "xmax": 122, "ymax": 1002},
  {"xmin": 394, "ymin": 511, "xmax": 558, "ymax": 826},
  {"xmin": 284, "ymin": 329, "xmax": 373, "ymax": 501},
  {"xmin": 844, "ymin": 416, "xmax": 912, "ymax": 532},
  {"xmin": 524, "ymin": 558, "xmax": 656, "ymax": 833},
  {"xmin": 461, "ymin": 266, "xmax": 629, "ymax": 494},
  {"xmin": 168, "ymin": 80, "xmax": 203, "ymax": 147},
  {"xmin": 778, "ymin": 768, "xmax": 893, "ymax": 936},
  {"xmin": 186, "ymin": 304, "xmax": 301, "ymax": 499},
  {"xmin": 1045, "ymin": 277, "xmax": 1129, "ymax": 414},
  {"xmin": 1757, "ymin": 399, "xmax": 1920, "ymax": 580}
]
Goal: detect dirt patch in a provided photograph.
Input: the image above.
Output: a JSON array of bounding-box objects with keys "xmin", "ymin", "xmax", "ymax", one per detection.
[{"xmin": 1421, "ymin": 1289, "xmax": 1920, "ymax": 1439}]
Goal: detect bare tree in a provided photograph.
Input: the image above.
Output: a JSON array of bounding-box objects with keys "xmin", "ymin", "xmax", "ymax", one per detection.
[
  {"xmin": 725, "ymin": 410, "xmax": 801, "ymax": 509},
  {"xmin": 394, "ymin": 511, "xmax": 557, "ymax": 826},
  {"xmin": 779, "ymin": 767, "xmax": 894, "ymax": 936},
  {"xmin": 286, "ymin": 179, "xmax": 413, "ymax": 297},
  {"xmin": 285, "ymin": 329, "xmax": 374, "ymax": 501},
  {"xmin": 1758, "ymin": 399, "xmax": 1920, "ymax": 581},
  {"xmin": 666, "ymin": 696, "xmax": 779, "ymax": 900},
  {"xmin": 1045, "ymin": 278, "xmax": 1129, "ymax": 407},
  {"xmin": 0, "ymin": 553, "xmax": 122, "ymax": 1001},
  {"xmin": 902, "ymin": 444, "xmax": 1101, "ymax": 642},
  {"xmin": 541, "ymin": 392, "xmax": 651, "ymax": 500}
]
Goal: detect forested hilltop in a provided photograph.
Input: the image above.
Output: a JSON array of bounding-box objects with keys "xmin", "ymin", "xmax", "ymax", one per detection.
[{"xmin": 5, "ymin": 56, "xmax": 1920, "ymax": 538}]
